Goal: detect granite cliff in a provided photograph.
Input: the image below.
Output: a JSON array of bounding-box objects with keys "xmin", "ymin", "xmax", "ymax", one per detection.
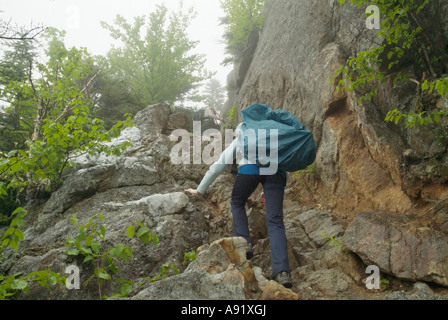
[{"xmin": 226, "ymin": 0, "xmax": 448, "ymax": 217}]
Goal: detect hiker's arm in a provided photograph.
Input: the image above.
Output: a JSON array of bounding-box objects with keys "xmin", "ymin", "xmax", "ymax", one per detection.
[
  {"xmin": 196, "ymin": 138, "xmax": 237, "ymax": 195},
  {"xmin": 185, "ymin": 188, "xmax": 201, "ymax": 196}
]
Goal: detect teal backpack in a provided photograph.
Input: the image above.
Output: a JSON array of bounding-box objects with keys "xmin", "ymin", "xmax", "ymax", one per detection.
[{"xmin": 239, "ymin": 104, "xmax": 316, "ymax": 172}]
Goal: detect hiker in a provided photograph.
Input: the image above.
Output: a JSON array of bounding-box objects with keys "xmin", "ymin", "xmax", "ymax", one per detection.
[
  {"xmin": 194, "ymin": 107, "xmax": 223, "ymax": 133},
  {"xmin": 184, "ymin": 116, "xmax": 293, "ymax": 289},
  {"xmin": 204, "ymin": 107, "xmax": 223, "ymax": 123}
]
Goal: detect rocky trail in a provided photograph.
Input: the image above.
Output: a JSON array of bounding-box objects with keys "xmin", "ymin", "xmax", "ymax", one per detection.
[
  {"xmin": 2, "ymin": 0, "xmax": 448, "ymax": 301},
  {"xmin": 1, "ymin": 103, "xmax": 447, "ymax": 300}
]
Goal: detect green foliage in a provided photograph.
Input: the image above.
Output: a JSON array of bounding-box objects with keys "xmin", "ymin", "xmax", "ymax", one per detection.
[
  {"xmin": 100, "ymin": 3, "xmax": 212, "ymax": 111},
  {"xmin": 0, "ymin": 39, "xmax": 36, "ymax": 151},
  {"xmin": 385, "ymin": 106, "xmax": 448, "ymax": 129},
  {"xmin": 0, "ymin": 207, "xmax": 27, "ymax": 254},
  {"xmin": 0, "ymin": 39, "xmax": 38, "ymax": 217},
  {"xmin": 137, "ymin": 262, "xmax": 180, "ymax": 287},
  {"xmin": 0, "ymin": 269, "xmax": 66, "ymax": 300},
  {"xmin": 335, "ymin": 0, "xmax": 431, "ymax": 102},
  {"xmin": 64, "ymin": 214, "xmax": 156, "ymax": 299},
  {"xmin": 31, "ymin": 28, "xmax": 95, "ymax": 121},
  {"xmin": 0, "ymin": 209, "xmax": 184, "ymax": 300},
  {"xmin": 0, "ymin": 207, "xmax": 66, "ymax": 300},
  {"xmin": 321, "ymin": 231, "xmax": 345, "ymax": 251},
  {"xmin": 335, "ymin": 0, "xmax": 448, "ymax": 137},
  {"xmin": 380, "ymin": 278, "xmax": 390, "ymax": 288},
  {"xmin": 220, "ymin": 0, "xmax": 265, "ymax": 61},
  {"xmin": 126, "ymin": 222, "xmax": 159, "ymax": 247},
  {"xmin": 90, "ymin": 56, "xmax": 139, "ymax": 130},
  {"xmin": 291, "ymin": 165, "xmax": 316, "ymax": 181},
  {"xmin": 183, "ymin": 250, "xmax": 196, "ymax": 266},
  {"xmin": 224, "ymin": 106, "xmax": 238, "ymax": 129},
  {"xmin": 0, "ymin": 108, "xmax": 132, "ymax": 197},
  {"xmin": 385, "ymin": 77, "xmax": 448, "ymax": 145},
  {"xmin": 0, "ymin": 28, "xmax": 133, "ymax": 208}
]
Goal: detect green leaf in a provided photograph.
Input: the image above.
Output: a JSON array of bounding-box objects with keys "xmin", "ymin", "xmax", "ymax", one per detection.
[
  {"xmin": 7, "ymin": 150, "xmax": 18, "ymax": 158},
  {"xmin": 10, "ymin": 216, "xmax": 25, "ymax": 227},
  {"xmin": 2, "ymin": 227, "xmax": 15, "ymax": 238},
  {"xmin": 137, "ymin": 225, "xmax": 149, "ymax": 238},
  {"xmin": 10, "ymin": 279, "xmax": 28, "ymax": 290},
  {"xmin": 9, "ymin": 240, "xmax": 18, "ymax": 250},
  {"xmin": 65, "ymin": 248, "xmax": 80, "ymax": 256},
  {"xmin": 84, "ymin": 235, "xmax": 92, "ymax": 247},
  {"xmin": 112, "ymin": 243, "xmax": 124, "ymax": 257},
  {"xmin": 152, "ymin": 233, "xmax": 159, "ymax": 247},
  {"xmin": 90, "ymin": 240, "xmax": 101, "ymax": 254},
  {"xmin": 97, "ymin": 269, "xmax": 111, "ymax": 280},
  {"xmin": 14, "ymin": 229, "xmax": 24, "ymax": 240},
  {"xmin": 76, "ymin": 229, "xmax": 86, "ymax": 241},
  {"xmin": 48, "ymin": 275, "xmax": 57, "ymax": 286},
  {"xmin": 126, "ymin": 225, "xmax": 135, "ymax": 239},
  {"xmin": 139, "ymin": 233, "xmax": 150, "ymax": 245},
  {"xmin": 70, "ymin": 215, "xmax": 78, "ymax": 227},
  {"xmin": 99, "ymin": 225, "xmax": 106, "ymax": 239},
  {"xmin": 118, "ymin": 280, "xmax": 133, "ymax": 297},
  {"xmin": 106, "ymin": 257, "xmax": 119, "ymax": 273},
  {"xmin": 172, "ymin": 264, "xmax": 180, "ymax": 274},
  {"xmin": 66, "ymin": 237, "xmax": 76, "ymax": 245},
  {"xmin": 79, "ymin": 246, "xmax": 93, "ymax": 255},
  {"xmin": 121, "ymin": 245, "xmax": 133, "ymax": 262},
  {"xmin": 2, "ymin": 238, "xmax": 10, "ymax": 248}
]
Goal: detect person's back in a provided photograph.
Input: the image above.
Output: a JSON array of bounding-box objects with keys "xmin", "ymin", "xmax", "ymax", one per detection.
[{"xmin": 184, "ymin": 104, "xmax": 307, "ymax": 288}]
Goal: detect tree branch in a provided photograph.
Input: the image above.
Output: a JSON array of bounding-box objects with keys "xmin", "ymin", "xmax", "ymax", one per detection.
[
  {"xmin": 0, "ymin": 19, "xmax": 46, "ymax": 41},
  {"xmin": 55, "ymin": 70, "xmax": 102, "ymax": 123}
]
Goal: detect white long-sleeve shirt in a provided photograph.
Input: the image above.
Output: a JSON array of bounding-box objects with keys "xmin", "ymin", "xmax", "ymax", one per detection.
[
  {"xmin": 196, "ymin": 123, "xmax": 279, "ymax": 194},
  {"xmin": 197, "ymin": 137, "xmax": 239, "ymax": 194}
]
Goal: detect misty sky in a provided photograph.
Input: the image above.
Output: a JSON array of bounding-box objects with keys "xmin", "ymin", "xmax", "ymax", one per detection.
[{"xmin": 1, "ymin": 0, "xmax": 232, "ymax": 86}]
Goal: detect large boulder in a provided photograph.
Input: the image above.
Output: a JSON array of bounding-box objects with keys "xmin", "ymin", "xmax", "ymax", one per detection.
[
  {"xmin": 343, "ymin": 211, "xmax": 448, "ymax": 287},
  {"xmin": 130, "ymin": 237, "xmax": 260, "ymax": 300}
]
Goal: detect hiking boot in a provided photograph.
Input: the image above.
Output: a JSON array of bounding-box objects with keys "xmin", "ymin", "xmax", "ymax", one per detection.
[
  {"xmin": 246, "ymin": 243, "xmax": 254, "ymax": 260},
  {"xmin": 273, "ymin": 271, "xmax": 292, "ymax": 288}
]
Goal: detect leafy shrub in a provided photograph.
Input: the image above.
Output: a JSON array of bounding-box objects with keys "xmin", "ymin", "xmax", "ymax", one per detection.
[{"xmin": 334, "ymin": 0, "xmax": 448, "ymax": 140}]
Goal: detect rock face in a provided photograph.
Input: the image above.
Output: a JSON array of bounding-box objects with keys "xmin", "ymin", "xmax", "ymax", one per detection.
[
  {"xmin": 343, "ymin": 211, "xmax": 448, "ymax": 286},
  {"xmin": 130, "ymin": 237, "xmax": 259, "ymax": 300},
  {"xmin": 2, "ymin": 104, "xmax": 211, "ymax": 300},
  {"xmin": 2, "ymin": 103, "xmax": 448, "ymax": 300},
  {"xmin": 229, "ymin": 0, "xmax": 448, "ymax": 216}
]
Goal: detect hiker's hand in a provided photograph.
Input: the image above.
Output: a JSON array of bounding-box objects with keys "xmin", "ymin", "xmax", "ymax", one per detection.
[{"xmin": 185, "ymin": 188, "xmax": 201, "ymax": 196}]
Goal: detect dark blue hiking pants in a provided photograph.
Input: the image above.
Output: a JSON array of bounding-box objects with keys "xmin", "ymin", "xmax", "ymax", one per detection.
[{"xmin": 230, "ymin": 171, "xmax": 290, "ymax": 279}]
